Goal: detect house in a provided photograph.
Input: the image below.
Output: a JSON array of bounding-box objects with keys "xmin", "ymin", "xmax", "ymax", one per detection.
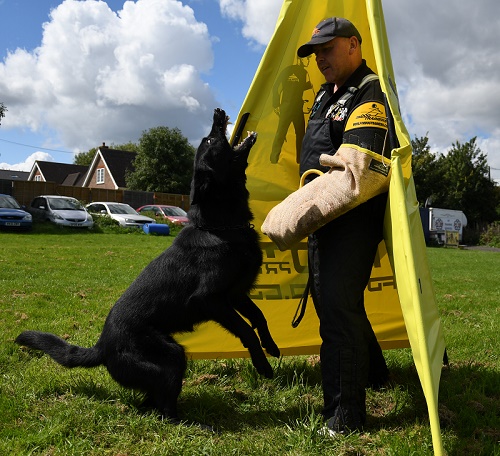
[
  {"xmin": 0, "ymin": 169, "xmax": 29, "ymax": 181},
  {"xmin": 26, "ymin": 144, "xmax": 137, "ymax": 190},
  {"xmin": 0, "ymin": 169, "xmax": 29, "ymax": 195},
  {"xmin": 28, "ymin": 161, "xmax": 89, "ymax": 186},
  {"xmin": 82, "ymin": 144, "xmax": 137, "ymax": 190}
]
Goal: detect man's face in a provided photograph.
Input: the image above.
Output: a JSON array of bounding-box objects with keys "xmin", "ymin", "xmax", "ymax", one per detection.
[{"xmin": 313, "ymin": 37, "xmax": 352, "ymax": 85}]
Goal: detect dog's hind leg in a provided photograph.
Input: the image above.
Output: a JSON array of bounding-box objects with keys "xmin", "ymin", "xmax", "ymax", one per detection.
[
  {"xmin": 233, "ymin": 296, "xmax": 280, "ymax": 358},
  {"xmin": 211, "ymin": 305, "xmax": 274, "ymax": 378},
  {"xmin": 105, "ymin": 335, "xmax": 186, "ymax": 421}
]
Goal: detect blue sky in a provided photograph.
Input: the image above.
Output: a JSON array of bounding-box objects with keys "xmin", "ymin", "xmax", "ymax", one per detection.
[
  {"xmin": 1, "ymin": 0, "xmax": 499, "ymax": 183},
  {"xmin": 0, "ymin": 0, "xmax": 267, "ymax": 167}
]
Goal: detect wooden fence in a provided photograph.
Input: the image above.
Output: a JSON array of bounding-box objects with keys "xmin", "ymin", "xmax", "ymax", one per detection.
[{"xmin": 1, "ymin": 179, "xmax": 190, "ymax": 211}]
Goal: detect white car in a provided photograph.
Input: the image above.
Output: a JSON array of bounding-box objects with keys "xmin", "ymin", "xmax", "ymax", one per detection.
[
  {"xmin": 86, "ymin": 202, "xmax": 155, "ymax": 228},
  {"xmin": 29, "ymin": 195, "xmax": 93, "ymax": 228}
]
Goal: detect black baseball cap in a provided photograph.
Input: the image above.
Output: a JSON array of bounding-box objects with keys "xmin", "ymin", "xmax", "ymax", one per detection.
[{"xmin": 297, "ymin": 17, "xmax": 362, "ymax": 58}]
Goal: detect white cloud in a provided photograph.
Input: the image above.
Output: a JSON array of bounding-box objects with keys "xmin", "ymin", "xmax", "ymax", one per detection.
[
  {"xmin": 0, "ymin": 0, "xmax": 217, "ymax": 151},
  {"xmin": 221, "ymin": 0, "xmax": 500, "ymax": 181},
  {"xmin": 383, "ymin": 0, "xmax": 500, "ymax": 176},
  {"xmin": 219, "ymin": 0, "xmax": 281, "ymax": 46},
  {"xmin": 0, "ymin": 151, "xmax": 53, "ymax": 171},
  {"xmin": 478, "ymin": 133, "xmax": 500, "ymax": 183},
  {"xmin": 1, "ymin": 0, "xmax": 500, "ymax": 183}
]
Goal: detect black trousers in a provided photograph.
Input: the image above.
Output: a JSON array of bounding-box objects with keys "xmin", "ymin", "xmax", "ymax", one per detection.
[{"xmin": 308, "ymin": 192, "xmax": 388, "ymax": 427}]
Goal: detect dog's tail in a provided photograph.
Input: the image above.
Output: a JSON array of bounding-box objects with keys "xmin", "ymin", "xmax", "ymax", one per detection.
[{"xmin": 15, "ymin": 331, "xmax": 103, "ymax": 368}]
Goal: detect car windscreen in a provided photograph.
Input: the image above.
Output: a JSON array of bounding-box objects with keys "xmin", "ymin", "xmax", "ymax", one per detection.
[
  {"xmin": 0, "ymin": 195, "xmax": 21, "ymax": 209},
  {"xmin": 108, "ymin": 204, "xmax": 138, "ymax": 215},
  {"xmin": 48, "ymin": 198, "xmax": 84, "ymax": 210},
  {"xmin": 162, "ymin": 207, "xmax": 187, "ymax": 216}
]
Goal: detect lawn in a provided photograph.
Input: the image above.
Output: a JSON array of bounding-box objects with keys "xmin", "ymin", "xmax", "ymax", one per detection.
[{"xmin": 1, "ymin": 225, "xmax": 498, "ymax": 455}]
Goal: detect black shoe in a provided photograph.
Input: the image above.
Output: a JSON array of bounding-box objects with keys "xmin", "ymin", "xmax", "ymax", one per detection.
[{"xmin": 321, "ymin": 408, "xmax": 363, "ymax": 437}]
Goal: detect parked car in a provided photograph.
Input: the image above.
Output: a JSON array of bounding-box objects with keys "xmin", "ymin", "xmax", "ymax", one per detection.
[
  {"xmin": 28, "ymin": 195, "xmax": 93, "ymax": 228},
  {"xmin": 86, "ymin": 202, "xmax": 155, "ymax": 228},
  {"xmin": 0, "ymin": 193, "xmax": 32, "ymax": 230},
  {"xmin": 136, "ymin": 204, "xmax": 189, "ymax": 226}
]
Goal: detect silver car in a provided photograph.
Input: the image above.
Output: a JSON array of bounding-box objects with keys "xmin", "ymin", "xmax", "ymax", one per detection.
[
  {"xmin": 29, "ymin": 195, "xmax": 93, "ymax": 228},
  {"xmin": 86, "ymin": 202, "xmax": 155, "ymax": 228}
]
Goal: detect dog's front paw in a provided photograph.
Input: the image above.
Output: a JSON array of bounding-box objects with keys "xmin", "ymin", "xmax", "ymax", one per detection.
[
  {"xmin": 265, "ymin": 343, "xmax": 280, "ymax": 359},
  {"xmin": 253, "ymin": 357, "xmax": 274, "ymax": 379},
  {"xmin": 257, "ymin": 330, "xmax": 280, "ymax": 358}
]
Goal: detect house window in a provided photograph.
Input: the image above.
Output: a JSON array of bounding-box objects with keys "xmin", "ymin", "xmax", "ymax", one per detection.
[
  {"xmin": 96, "ymin": 168, "xmax": 105, "ymax": 184},
  {"xmin": 34, "ymin": 175, "xmax": 41, "ymax": 182}
]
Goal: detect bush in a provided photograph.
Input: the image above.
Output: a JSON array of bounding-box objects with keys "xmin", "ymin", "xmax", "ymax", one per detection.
[
  {"xmin": 93, "ymin": 214, "xmax": 120, "ymax": 228},
  {"xmin": 479, "ymin": 221, "xmax": 500, "ymax": 248},
  {"xmin": 92, "ymin": 215, "xmax": 144, "ymax": 234}
]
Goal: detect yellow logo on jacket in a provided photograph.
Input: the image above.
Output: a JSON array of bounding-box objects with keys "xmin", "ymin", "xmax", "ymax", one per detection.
[{"xmin": 344, "ymin": 101, "xmax": 388, "ymax": 131}]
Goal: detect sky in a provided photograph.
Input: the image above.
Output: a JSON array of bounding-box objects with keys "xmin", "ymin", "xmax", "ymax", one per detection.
[{"xmin": 0, "ymin": 0, "xmax": 499, "ymax": 183}]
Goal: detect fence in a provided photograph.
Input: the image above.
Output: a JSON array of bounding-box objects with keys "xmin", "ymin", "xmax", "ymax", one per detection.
[{"xmin": 0, "ymin": 179, "xmax": 191, "ymax": 211}]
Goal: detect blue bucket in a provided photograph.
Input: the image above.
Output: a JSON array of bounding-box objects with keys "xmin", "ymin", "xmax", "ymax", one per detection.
[{"xmin": 143, "ymin": 223, "xmax": 170, "ymax": 235}]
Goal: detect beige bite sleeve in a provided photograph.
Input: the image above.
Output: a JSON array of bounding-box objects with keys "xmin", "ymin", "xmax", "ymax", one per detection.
[{"xmin": 261, "ymin": 145, "xmax": 391, "ymax": 251}]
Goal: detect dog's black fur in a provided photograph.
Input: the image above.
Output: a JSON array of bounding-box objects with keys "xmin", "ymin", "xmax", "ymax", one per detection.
[{"xmin": 15, "ymin": 108, "xmax": 280, "ymax": 422}]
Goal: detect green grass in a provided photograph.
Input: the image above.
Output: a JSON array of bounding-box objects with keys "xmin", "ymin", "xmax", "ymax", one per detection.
[{"xmin": 1, "ymin": 226, "xmax": 498, "ymax": 455}]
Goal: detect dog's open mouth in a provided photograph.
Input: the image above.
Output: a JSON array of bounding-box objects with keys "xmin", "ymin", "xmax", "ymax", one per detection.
[{"xmin": 234, "ymin": 130, "xmax": 257, "ymax": 151}]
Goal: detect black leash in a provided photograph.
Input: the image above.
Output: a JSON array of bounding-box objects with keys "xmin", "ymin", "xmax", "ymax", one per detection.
[{"xmin": 291, "ymin": 277, "xmax": 310, "ymax": 328}]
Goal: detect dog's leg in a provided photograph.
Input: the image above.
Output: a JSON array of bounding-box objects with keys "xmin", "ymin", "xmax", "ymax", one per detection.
[
  {"xmin": 105, "ymin": 334, "xmax": 186, "ymax": 421},
  {"xmin": 211, "ymin": 305, "xmax": 274, "ymax": 379},
  {"xmin": 234, "ymin": 296, "xmax": 280, "ymax": 358}
]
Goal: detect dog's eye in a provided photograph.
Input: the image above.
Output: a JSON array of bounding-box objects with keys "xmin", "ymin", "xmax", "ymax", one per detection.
[{"xmin": 205, "ymin": 137, "xmax": 212, "ymax": 145}]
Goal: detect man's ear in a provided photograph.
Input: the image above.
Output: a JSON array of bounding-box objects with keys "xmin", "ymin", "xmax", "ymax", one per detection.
[{"xmin": 349, "ymin": 36, "xmax": 359, "ymax": 53}]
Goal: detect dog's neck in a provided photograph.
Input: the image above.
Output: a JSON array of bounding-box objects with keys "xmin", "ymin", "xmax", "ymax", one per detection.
[{"xmin": 188, "ymin": 196, "xmax": 254, "ymax": 233}]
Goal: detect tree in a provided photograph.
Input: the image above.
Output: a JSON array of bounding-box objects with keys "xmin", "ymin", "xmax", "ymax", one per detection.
[
  {"xmin": 113, "ymin": 141, "xmax": 140, "ymax": 153},
  {"xmin": 436, "ymin": 137, "xmax": 497, "ymax": 225},
  {"xmin": 411, "ymin": 134, "xmax": 443, "ymax": 206},
  {"xmin": 74, "ymin": 147, "xmax": 98, "ymax": 166},
  {"xmin": 74, "ymin": 142, "xmax": 139, "ymax": 166},
  {"xmin": 126, "ymin": 126, "xmax": 195, "ymax": 194},
  {"xmin": 0, "ymin": 102, "xmax": 6, "ymax": 126},
  {"xmin": 411, "ymin": 135, "xmax": 499, "ymax": 230}
]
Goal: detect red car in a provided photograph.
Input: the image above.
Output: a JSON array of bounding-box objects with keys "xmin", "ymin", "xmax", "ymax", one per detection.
[{"xmin": 136, "ymin": 205, "xmax": 189, "ymax": 226}]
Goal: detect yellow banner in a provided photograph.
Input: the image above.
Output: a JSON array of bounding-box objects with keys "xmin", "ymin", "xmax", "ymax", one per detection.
[
  {"xmin": 179, "ymin": 0, "xmax": 410, "ymax": 359},
  {"xmin": 178, "ymin": 1, "xmax": 446, "ymax": 453}
]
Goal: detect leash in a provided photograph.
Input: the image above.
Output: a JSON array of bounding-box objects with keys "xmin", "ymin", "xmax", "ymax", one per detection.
[
  {"xmin": 292, "ymin": 278, "xmax": 310, "ymax": 328},
  {"xmin": 291, "ymin": 169, "xmax": 324, "ymax": 328}
]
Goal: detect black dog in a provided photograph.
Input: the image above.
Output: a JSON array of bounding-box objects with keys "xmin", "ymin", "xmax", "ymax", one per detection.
[{"xmin": 15, "ymin": 108, "xmax": 280, "ymax": 422}]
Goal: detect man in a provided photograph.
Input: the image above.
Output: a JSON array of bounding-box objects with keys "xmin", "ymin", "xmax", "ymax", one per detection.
[{"xmin": 297, "ymin": 17, "xmax": 390, "ymax": 434}]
